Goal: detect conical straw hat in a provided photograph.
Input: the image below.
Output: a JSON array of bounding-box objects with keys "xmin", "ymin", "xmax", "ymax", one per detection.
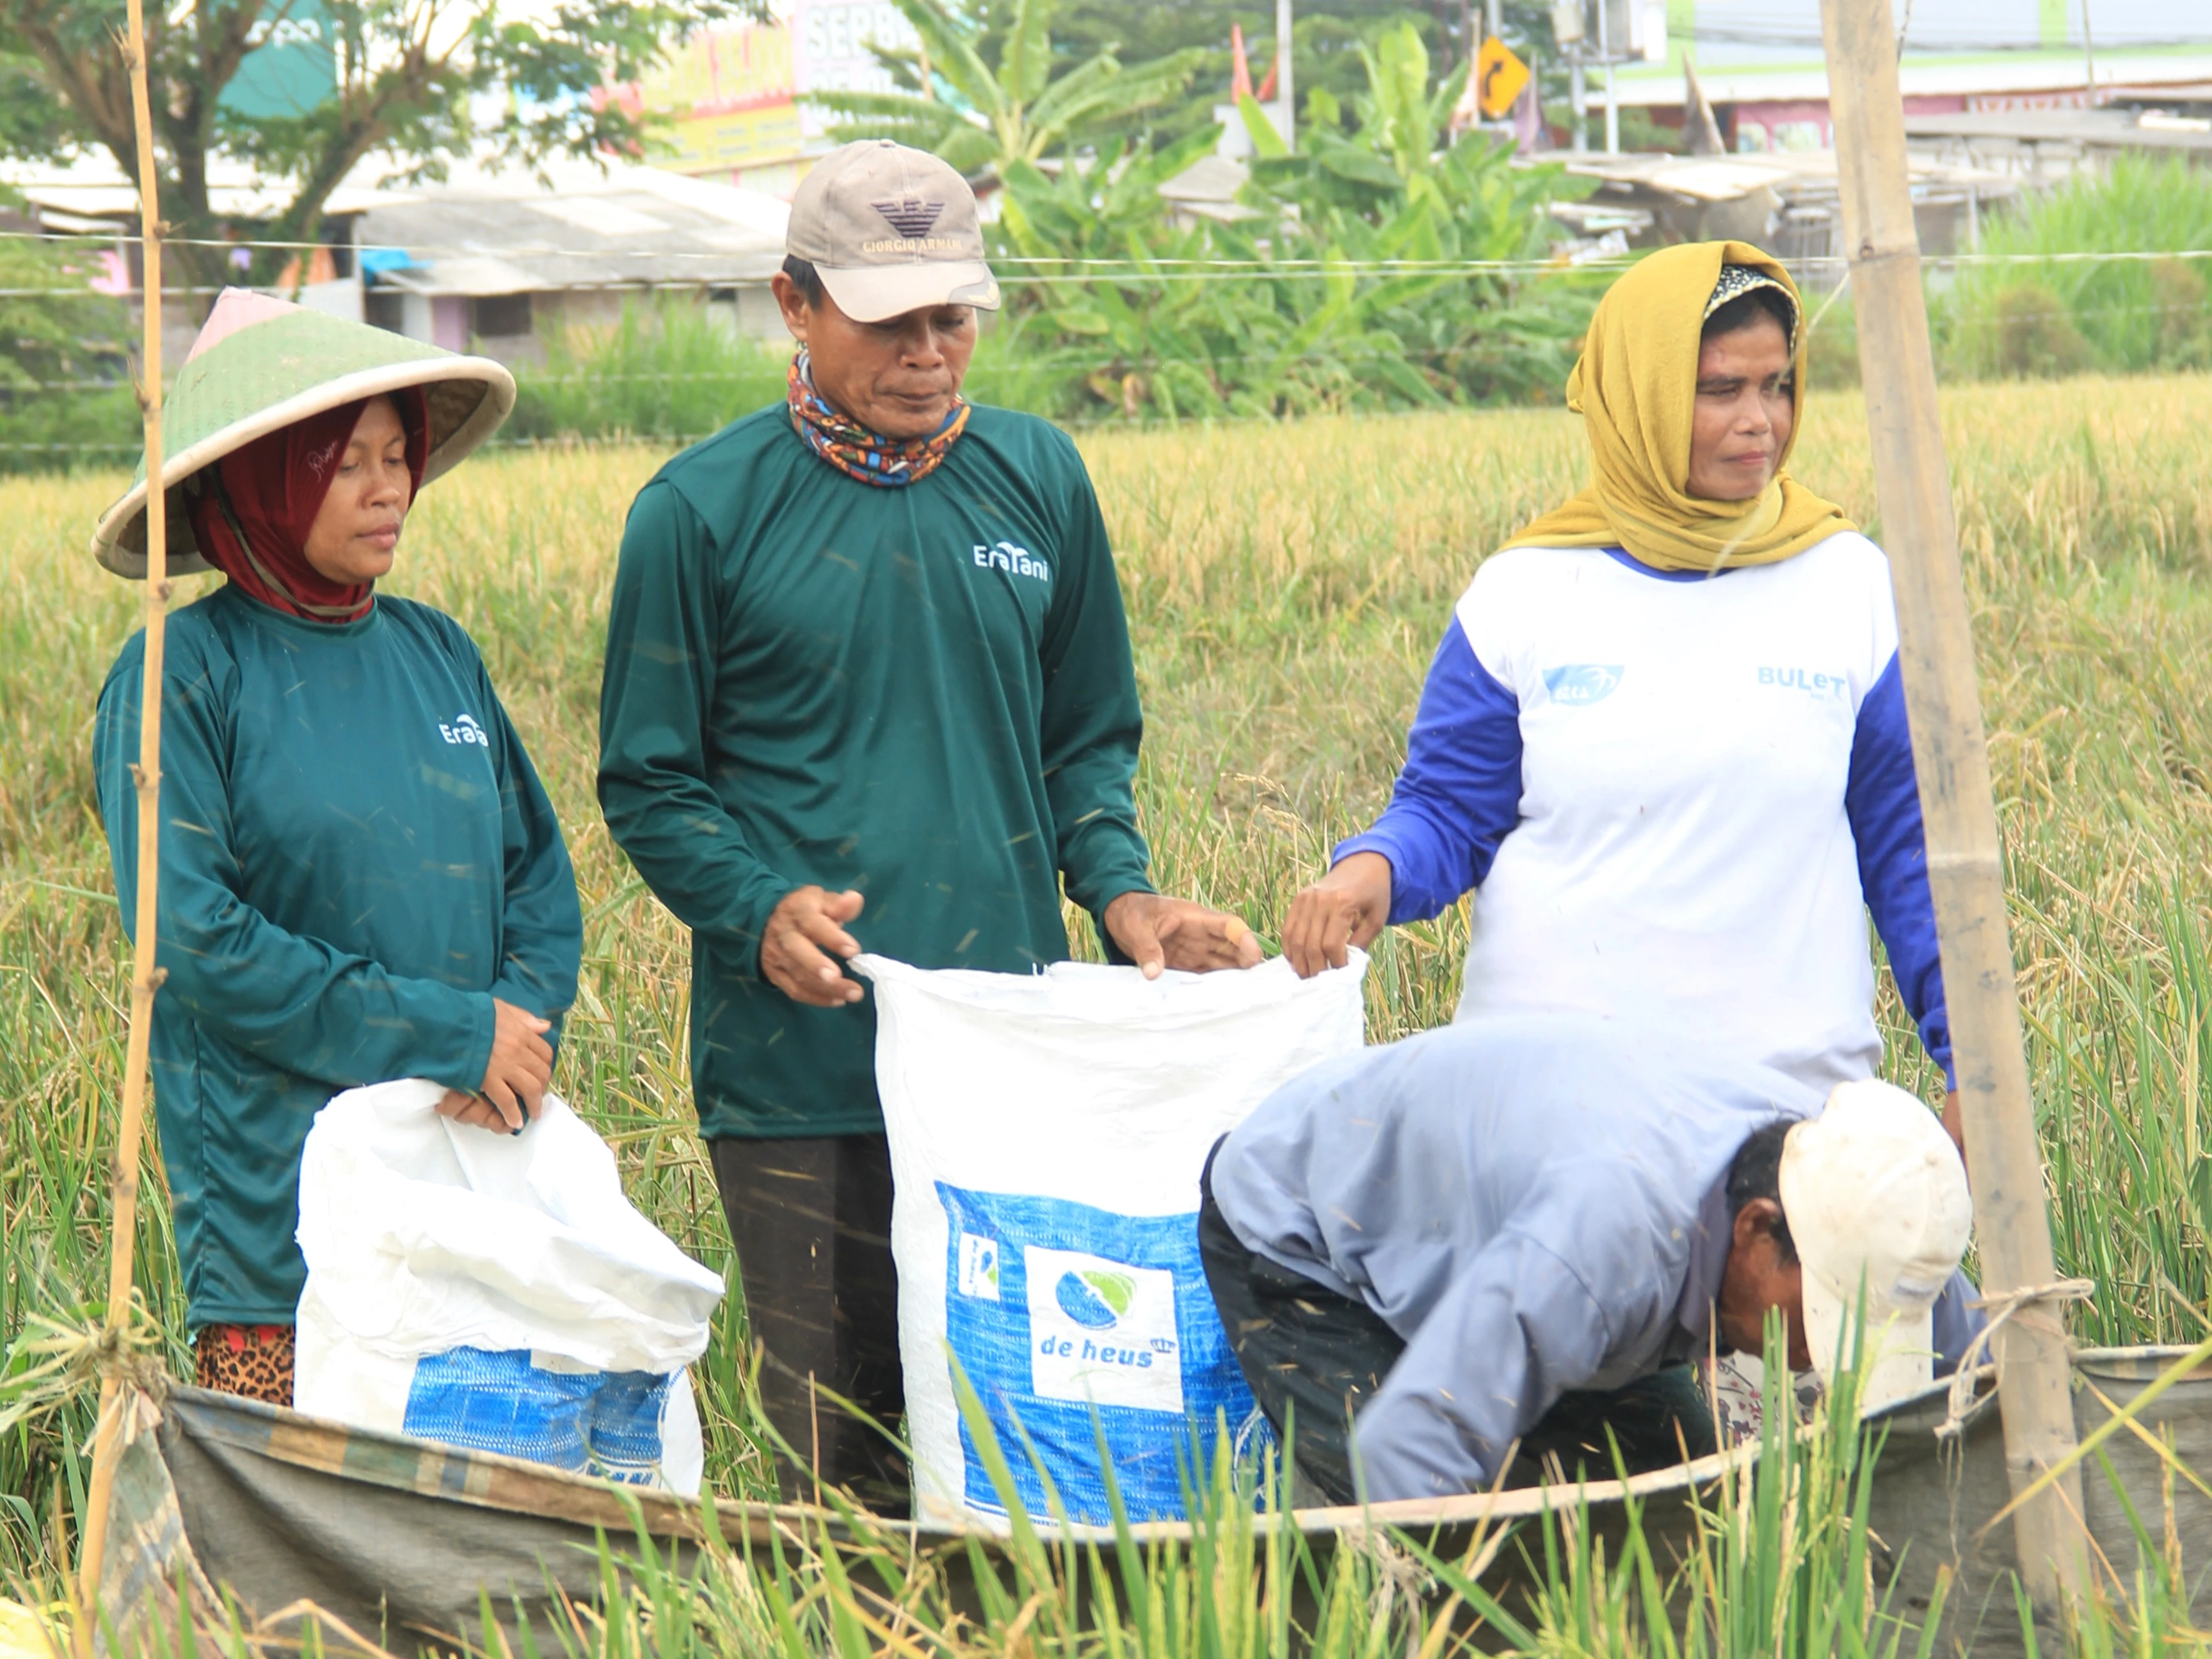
[{"xmin": 92, "ymin": 288, "xmax": 517, "ymax": 579}]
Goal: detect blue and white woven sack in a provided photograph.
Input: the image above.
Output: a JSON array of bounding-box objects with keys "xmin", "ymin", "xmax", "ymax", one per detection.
[
  {"xmin": 293, "ymin": 1080, "xmax": 725, "ymax": 1495},
  {"xmin": 856, "ymin": 952, "xmax": 1366, "ymax": 1530}
]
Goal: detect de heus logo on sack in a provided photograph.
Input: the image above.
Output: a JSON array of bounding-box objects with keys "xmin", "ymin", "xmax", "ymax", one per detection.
[
  {"xmin": 1024, "ymin": 1246, "xmax": 1183, "ymax": 1414},
  {"xmin": 1543, "ymin": 664, "xmax": 1624, "ymax": 705},
  {"xmin": 956, "ymin": 1232, "xmax": 1000, "ymax": 1301},
  {"xmin": 439, "ymin": 712, "xmax": 490, "ymax": 746}
]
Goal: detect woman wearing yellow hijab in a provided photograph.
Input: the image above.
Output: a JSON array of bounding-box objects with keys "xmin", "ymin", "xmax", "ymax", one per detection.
[{"xmin": 1284, "ymin": 241, "xmax": 1957, "ymax": 1125}]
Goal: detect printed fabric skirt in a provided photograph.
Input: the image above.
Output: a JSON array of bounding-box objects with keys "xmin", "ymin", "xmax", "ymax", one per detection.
[{"xmin": 194, "ymin": 1322, "xmax": 294, "ymax": 1407}]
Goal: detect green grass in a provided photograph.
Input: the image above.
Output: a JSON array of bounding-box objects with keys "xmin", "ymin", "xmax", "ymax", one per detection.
[
  {"xmin": 1941, "ymin": 156, "xmax": 2212, "ymax": 379},
  {"xmin": 3, "ymin": 374, "xmax": 2211, "ymax": 1647}
]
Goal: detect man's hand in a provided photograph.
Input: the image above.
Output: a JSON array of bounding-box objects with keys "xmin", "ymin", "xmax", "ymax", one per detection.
[
  {"xmin": 1103, "ymin": 892, "xmax": 1264, "ymax": 980},
  {"xmin": 442, "ymin": 1000, "xmax": 554, "ymax": 1133},
  {"xmin": 1282, "ymin": 852, "xmax": 1393, "ymax": 978},
  {"xmin": 762, "ymin": 886, "xmax": 866, "ymax": 1006},
  {"xmin": 1943, "ymin": 1089, "xmax": 1965, "ymax": 1173}
]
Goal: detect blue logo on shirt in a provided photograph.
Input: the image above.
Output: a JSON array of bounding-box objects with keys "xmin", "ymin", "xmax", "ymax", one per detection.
[
  {"xmin": 1543, "ymin": 664, "xmax": 1624, "ymax": 705},
  {"xmin": 1758, "ymin": 667, "xmax": 1849, "ymax": 700}
]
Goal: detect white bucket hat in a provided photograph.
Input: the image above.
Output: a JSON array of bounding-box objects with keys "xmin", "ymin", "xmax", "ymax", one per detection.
[
  {"xmin": 91, "ymin": 287, "xmax": 516, "ymax": 579},
  {"xmin": 1778, "ymin": 1078, "xmax": 1973, "ymax": 1411}
]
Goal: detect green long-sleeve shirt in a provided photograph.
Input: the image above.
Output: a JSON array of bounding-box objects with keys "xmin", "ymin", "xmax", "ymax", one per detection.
[
  {"xmin": 95, "ymin": 586, "xmax": 582, "ymax": 1327},
  {"xmin": 597, "ymin": 404, "xmax": 1153, "ymax": 1140}
]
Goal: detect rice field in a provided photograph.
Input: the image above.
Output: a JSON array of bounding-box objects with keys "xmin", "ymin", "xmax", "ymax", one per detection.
[{"xmin": 2, "ymin": 374, "xmax": 2211, "ymax": 1649}]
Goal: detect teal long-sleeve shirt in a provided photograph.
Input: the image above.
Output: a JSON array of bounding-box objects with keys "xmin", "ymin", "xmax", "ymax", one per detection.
[
  {"xmin": 597, "ymin": 404, "xmax": 1154, "ymax": 1140},
  {"xmin": 94, "ymin": 586, "xmax": 582, "ymax": 1327}
]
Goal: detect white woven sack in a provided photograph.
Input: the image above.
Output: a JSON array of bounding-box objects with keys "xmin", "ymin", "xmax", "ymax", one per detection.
[
  {"xmin": 294, "ymin": 1079, "xmax": 725, "ymax": 1494},
  {"xmin": 856, "ymin": 951, "xmax": 1366, "ymax": 1529}
]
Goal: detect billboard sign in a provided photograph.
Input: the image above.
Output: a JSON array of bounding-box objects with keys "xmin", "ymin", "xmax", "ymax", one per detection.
[
  {"xmin": 791, "ymin": 1, "xmax": 921, "ymax": 140},
  {"xmin": 222, "ymin": 0, "xmax": 336, "ymax": 119}
]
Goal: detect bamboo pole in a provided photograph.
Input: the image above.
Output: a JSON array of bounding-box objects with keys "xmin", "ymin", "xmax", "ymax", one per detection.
[
  {"xmin": 74, "ymin": 0, "xmax": 168, "ymax": 1645},
  {"xmin": 1816, "ymin": 0, "xmax": 2088, "ymax": 1615}
]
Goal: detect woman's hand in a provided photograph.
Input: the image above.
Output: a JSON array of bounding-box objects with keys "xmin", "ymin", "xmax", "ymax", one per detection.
[
  {"xmin": 1103, "ymin": 893, "xmax": 1263, "ymax": 979},
  {"xmin": 437, "ymin": 1088, "xmax": 520, "ymax": 1134},
  {"xmin": 761, "ymin": 885, "xmax": 867, "ymax": 1006},
  {"xmin": 441, "ymin": 999, "xmax": 556, "ymax": 1132},
  {"xmin": 1283, "ymin": 853, "xmax": 1393, "ymax": 978}
]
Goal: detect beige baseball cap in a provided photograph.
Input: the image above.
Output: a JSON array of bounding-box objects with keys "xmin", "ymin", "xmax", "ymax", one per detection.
[
  {"xmin": 1778, "ymin": 1079, "xmax": 1973, "ymax": 1411},
  {"xmin": 786, "ymin": 140, "xmax": 1002, "ymax": 323}
]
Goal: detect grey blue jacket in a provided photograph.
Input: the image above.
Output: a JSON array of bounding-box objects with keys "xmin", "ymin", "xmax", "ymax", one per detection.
[{"xmin": 1208, "ymin": 1014, "xmax": 1980, "ymax": 1502}]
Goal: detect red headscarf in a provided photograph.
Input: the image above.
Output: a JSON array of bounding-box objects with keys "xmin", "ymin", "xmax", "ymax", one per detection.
[{"xmin": 186, "ymin": 389, "xmax": 429, "ymax": 623}]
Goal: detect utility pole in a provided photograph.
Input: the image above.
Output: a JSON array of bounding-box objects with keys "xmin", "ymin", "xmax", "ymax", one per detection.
[
  {"xmin": 1277, "ymin": 0, "xmax": 1295, "ymax": 148},
  {"xmin": 1557, "ymin": 0, "xmax": 1590, "ymax": 151},
  {"xmin": 1598, "ymin": 0, "xmax": 1619, "ymax": 151},
  {"xmin": 1818, "ymin": 0, "xmax": 2090, "ymax": 1624},
  {"xmin": 2080, "ymin": 0, "xmax": 2097, "ymax": 106}
]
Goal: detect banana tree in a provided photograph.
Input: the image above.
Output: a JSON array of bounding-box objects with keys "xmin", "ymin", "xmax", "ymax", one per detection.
[
  {"xmin": 811, "ymin": 0, "xmax": 1205, "ymax": 179},
  {"xmin": 982, "ymin": 19, "xmax": 1598, "ymax": 422}
]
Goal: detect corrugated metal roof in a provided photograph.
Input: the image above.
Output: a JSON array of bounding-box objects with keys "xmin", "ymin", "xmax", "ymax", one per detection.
[{"xmin": 355, "ymin": 160, "xmax": 790, "ymax": 296}]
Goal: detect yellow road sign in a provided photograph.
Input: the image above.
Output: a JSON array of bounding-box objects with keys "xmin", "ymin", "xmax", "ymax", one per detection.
[{"xmin": 1476, "ymin": 36, "xmax": 1530, "ymax": 120}]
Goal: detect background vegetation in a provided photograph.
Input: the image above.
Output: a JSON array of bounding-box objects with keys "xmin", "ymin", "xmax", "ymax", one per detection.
[
  {"xmin": 3, "ymin": 376, "xmax": 2209, "ymax": 1628},
  {"xmin": 506, "ymin": 139, "xmax": 2212, "ymax": 444},
  {"xmin": 1939, "ymin": 156, "xmax": 2212, "ymax": 381}
]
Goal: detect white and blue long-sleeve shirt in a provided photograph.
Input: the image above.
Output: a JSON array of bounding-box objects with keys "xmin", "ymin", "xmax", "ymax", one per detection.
[{"xmin": 1338, "ymin": 533, "xmax": 1950, "ymax": 1091}]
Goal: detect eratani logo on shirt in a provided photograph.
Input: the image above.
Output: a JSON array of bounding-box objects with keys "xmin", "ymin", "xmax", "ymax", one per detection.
[
  {"xmin": 439, "ymin": 712, "xmax": 490, "ymax": 746},
  {"xmin": 1542, "ymin": 664, "xmax": 1624, "ymax": 705},
  {"xmin": 974, "ymin": 540, "xmax": 1050, "ymax": 581}
]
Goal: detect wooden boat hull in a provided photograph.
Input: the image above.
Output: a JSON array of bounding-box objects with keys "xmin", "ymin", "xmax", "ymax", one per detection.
[{"xmin": 99, "ymin": 1346, "xmax": 2212, "ymax": 1654}]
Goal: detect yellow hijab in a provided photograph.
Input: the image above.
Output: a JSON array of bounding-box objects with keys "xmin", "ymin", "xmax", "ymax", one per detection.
[{"xmin": 1503, "ymin": 240, "xmax": 1853, "ymax": 573}]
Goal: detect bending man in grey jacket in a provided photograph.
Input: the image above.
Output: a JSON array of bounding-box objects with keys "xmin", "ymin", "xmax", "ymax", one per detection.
[{"xmin": 1200, "ymin": 1013, "xmax": 1979, "ymax": 1505}]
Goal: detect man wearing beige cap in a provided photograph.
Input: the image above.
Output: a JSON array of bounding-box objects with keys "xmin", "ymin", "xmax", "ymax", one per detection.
[
  {"xmin": 1199, "ymin": 1014, "xmax": 1980, "ymax": 1503},
  {"xmin": 598, "ymin": 140, "xmax": 1258, "ymax": 1512}
]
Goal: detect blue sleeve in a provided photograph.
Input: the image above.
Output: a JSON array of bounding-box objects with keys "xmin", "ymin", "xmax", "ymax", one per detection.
[
  {"xmin": 1847, "ymin": 653, "xmax": 1954, "ymax": 1087},
  {"xmin": 1333, "ymin": 618, "xmax": 1523, "ymax": 926},
  {"xmin": 1349, "ymin": 1232, "xmax": 1611, "ymax": 1501}
]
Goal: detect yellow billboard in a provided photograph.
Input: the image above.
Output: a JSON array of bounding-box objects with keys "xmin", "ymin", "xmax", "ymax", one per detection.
[{"xmin": 663, "ymin": 102, "xmax": 805, "ymax": 172}]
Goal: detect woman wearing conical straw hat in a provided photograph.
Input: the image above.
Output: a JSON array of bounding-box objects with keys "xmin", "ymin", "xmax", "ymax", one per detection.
[
  {"xmin": 1285, "ymin": 243, "xmax": 1959, "ymax": 1128},
  {"xmin": 90, "ymin": 290, "xmax": 583, "ymax": 1407}
]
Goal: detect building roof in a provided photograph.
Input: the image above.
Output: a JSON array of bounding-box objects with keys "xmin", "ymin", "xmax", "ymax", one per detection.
[
  {"xmin": 1555, "ymin": 147, "xmax": 2014, "ymax": 204},
  {"xmin": 0, "ymin": 150, "xmax": 791, "ymax": 296},
  {"xmin": 355, "ymin": 158, "xmax": 790, "ymax": 296},
  {"xmin": 1903, "ymin": 106, "xmax": 2212, "ymax": 151},
  {"xmin": 0, "ymin": 152, "xmax": 404, "ymax": 227},
  {"xmin": 1156, "ymin": 154, "xmax": 1265, "ymax": 223},
  {"xmin": 1610, "ymin": 48, "xmax": 2212, "ymax": 109}
]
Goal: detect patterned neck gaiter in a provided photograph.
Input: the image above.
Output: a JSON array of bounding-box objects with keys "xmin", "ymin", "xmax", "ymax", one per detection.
[{"xmin": 787, "ymin": 351, "xmax": 970, "ymax": 488}]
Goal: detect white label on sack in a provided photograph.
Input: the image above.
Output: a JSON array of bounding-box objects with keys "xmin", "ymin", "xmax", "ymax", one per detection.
[
  {"xmin": 957, "ymin": 1232, "xmax": 1002, "ymax": 1301},
  {"xmin": 1024, "ymin": 1247, "xmax": 1183, "ymax": 1414}
]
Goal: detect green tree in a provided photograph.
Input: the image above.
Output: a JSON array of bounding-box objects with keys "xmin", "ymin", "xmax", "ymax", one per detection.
[
  {"xmin": 0, "ymin": 0, "xmax": 758, "ymax": 300},
  {"xmin": 985, "ymin": 19, "xmax": 1592, "ymax": 421},
  {"xmin": 1037, "ymin": 3, "xmax": 1566, "ymax": 150},
  {"xmin": 813, "ymin": 0, "xmax": 1205, "ymax": 177}
]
